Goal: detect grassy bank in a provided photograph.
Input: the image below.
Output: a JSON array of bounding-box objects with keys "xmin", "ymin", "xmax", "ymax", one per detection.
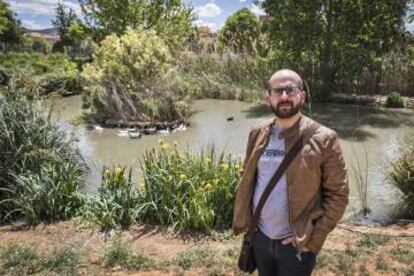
[{"xmin": 0, "ymin": 52, "xmax": 81, "ymax": 98}]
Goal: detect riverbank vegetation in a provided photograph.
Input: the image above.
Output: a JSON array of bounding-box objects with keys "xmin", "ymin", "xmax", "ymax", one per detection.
[
  {"xmin": 76, "ymin": 143, "xmax": 241, "ymax": 233},
  {"xmin": 139, "ymin": 142, "xmax": 241, "ymax": 231},
  {"xmin": 2, "ymin": 0, "xmax": 414, "ymax": 117},
  {"xmin": 0, "ymin": 52, "xmax": 81, "ymax": 98},
  {"xmin": 0, "ymin": 90, "xmax": 86, "ymax": 223},
  {"xmin": 81, "ymin": 29, "xmax": 192, "ymax": 123},
  {"xmin": 389, "ymin": 143, "xmax": 414, "ymax": 219}
]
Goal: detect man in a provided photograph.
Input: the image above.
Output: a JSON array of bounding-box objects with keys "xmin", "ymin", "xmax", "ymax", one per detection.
[{"xmin": 233, "ymin": 69, "xmax": 349, "ymax": 275}]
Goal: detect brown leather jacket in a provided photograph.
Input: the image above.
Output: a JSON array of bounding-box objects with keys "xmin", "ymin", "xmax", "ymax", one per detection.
[{"xmin": 232, "ymin": 114, "xmax": 349, "ymax": 254}]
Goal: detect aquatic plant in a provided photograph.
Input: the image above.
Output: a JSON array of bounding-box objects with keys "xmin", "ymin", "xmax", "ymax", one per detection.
[
  {"xmin": 0, "ymin": 91, "xmax": 86, "ymax": 223},
  {"xmin": 78, "ymin": 166, "xmax": 140, "ymax": 231},
  {"xmin": 138, "ymin": 140, "xmax": 242, "ymax": 231},
  {"xmin": 350, "ymin": 143, "xmax": 371, "ymax": 216},
  {"xmin": 388, "ymin": 144, "xmax": 414, "ymax": 218}
]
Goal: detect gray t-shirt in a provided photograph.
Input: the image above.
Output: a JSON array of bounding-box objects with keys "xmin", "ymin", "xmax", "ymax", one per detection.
[{"xmin": 252, "ymin": 126, "xmax": 292, "ymax": 239}]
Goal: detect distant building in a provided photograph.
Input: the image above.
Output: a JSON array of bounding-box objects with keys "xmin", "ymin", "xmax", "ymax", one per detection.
[{"xmin": 198, "ymin": 26, "xmax": 216, "ymax": 39}]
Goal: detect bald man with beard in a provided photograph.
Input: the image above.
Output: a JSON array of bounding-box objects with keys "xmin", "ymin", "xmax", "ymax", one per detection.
[{"xmin": 233, "ymin": 69, "xmax": 349, "ymax": 276}]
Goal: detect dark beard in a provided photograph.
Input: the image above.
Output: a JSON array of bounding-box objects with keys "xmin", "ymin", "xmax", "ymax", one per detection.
[{"xmin": 270, "ymin": 101, "xmax": 301, "ymax": 118}]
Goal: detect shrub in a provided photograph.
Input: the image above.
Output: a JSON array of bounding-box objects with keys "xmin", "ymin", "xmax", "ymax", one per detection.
[
  {"xmin": 0, "ymin": 52, "xmax": 81, "ymax": 97},
  {"xmin": 385, "ymin": 91, "xmax": 404, "ymax": 108},
  {"xmin": 42, "ymin": 246, "xmax": 80, "ymax": 274},
  {"xmin": 78, "ymin": 166, "xmax": 140, "ymax": 231},
  {"xmin": 176, "ymin": 54, "xmax": 271, "ymax": 102},
  {"xmin": 0, "ymin": 91, "xmax": 86, "ymax": 223},
  {"xmin": 388, "ymin": 145, "xmax": 414, "ymax": 218},
  {"xmin": 82, "ymin": 29, "xmax": 191, "ymax": 122},
  {"xmin": 104, "ymin": 239, "xmax": 156, "ymax": 270},
  {"xmin": 0, "ymin": 244, "xmax": 80, "ymax": 275},
  {"xmin": 138, "ymin": 141, "xmax": 242, "ymax": 232},
  {"xmin": 0, "ymin": 244, "xmax": 39, "ymax": 271}
]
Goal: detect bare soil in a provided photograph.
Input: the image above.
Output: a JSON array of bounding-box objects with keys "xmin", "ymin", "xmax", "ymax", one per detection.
[{"xmin": 1, "ymin": 221, "xmax": 413, "ymax": 275}]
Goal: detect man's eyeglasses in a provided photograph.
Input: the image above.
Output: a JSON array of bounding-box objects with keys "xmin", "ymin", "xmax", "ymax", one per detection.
[{"xmin": 268, "ymin": 85, "xmax": 301, "ymax": 97}]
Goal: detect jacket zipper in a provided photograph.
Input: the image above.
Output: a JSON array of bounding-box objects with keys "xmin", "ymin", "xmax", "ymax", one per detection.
[
  {"xmin": 286, "ymin": 138, "xmax": 303, "ymax": 261},
  {"xmin": 287, "ymin": 179, "xmax": 303, "ymax": 261}
]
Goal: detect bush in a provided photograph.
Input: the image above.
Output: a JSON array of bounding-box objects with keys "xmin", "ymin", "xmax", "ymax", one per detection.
[
  {"xmin": 104, "ymin": 239, "xmax": 156, "ymax": 270},
  {"xmin": 0, "ymin": 52, "xmax": 81, "ymax": 97},
  {"xmin": 138, "ymin": 141, "xmax": 242, "ymax": 232},
  {"xmin": 0, "ymin": 244, "xmax": 39, "ymax": 271},
  {"xmin": 385, "ymin": 91, "xmax": 405, "ymax": 108},
  {"xmin": 82, "ymin": 29, "xmax": 191, "ymax": 122},
  {"xmin": 0, "ymin": 244, "xmax": 80, "ymax": 275},
  {"xmin": 388, "ymin": 145, "xmax": 414, "ymax": 218},
  {"xmin": 176, "ymin": 54, "xmax": 271, "ymax": 102},
  {"xmin": 0, "ymin": 91, "xmax": 86, "ymax": 223},
  {"xmin": 78, "ymin": 166, "xmax": 140, "ymax": 231},
  {"xmin": 42, "ymin": 246, "xmax": 80, "ymax": 274}
]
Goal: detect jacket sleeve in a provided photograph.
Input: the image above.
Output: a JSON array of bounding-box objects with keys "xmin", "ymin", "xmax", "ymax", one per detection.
[
  {"xmin": 238, "ymin": 128, "xmax": 257, "ymax": 178},
  {"xmin": 305, "ymin": 132, "xmax": 349, "ymax": 253},
  {"xmin": 232, "ymin": 128, "xmax": 258, "ymax": 235}
]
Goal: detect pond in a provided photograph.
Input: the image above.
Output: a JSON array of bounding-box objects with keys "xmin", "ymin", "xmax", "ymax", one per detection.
[{"xmin": 48, "ymin": 95, "xmax": 414, "ymax": 224}]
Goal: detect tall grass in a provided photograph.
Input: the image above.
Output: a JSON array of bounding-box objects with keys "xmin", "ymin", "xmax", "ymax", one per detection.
[
  {"xmin": 350, "ymin": 144, "xmax": 371, "ymax": 216},
  {"xmin": 78, "ymin": 166, "xmax": 140, "ymax": 231},
  {"xmin": 177, "ymin": 54, "xmax": 270, "ymax": 102},
  {"xmin": 0, "ymin": 52, "xmax": 81, "ymax": 97},
  {"xmin": 388, "ymin": 144, "xmax": 414, "ymax": 218},
  {"xmin": 138, "ymin": 140, "xmax": 242, "ymax": 232},
  {"xmin": 0, "ymin": 90, "xmax": 86, "ymax": 223}
]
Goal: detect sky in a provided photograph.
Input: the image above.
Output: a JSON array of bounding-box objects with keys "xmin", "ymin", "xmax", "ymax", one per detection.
[
  {"xmin": 5, "ymin": 0, "xmax": 414, "ymax": 32},
  {"xmin": 5, "ymin": 0, "xmax": 264, "ymax": 31}
]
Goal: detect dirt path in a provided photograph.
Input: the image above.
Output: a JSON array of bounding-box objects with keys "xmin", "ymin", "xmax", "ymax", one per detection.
[{"xmin": 1, "ymin": 221, "xmax": 413, "ymax": 275}]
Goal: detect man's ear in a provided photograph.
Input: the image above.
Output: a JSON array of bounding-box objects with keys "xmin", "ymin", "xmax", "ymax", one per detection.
[
  {"xmin": 300, "ymin": 90, "xmax": 306, "ymax": 105},
  {"xmin": 264, "ymin": 90, "xmax": 270, "ymax": 106}
]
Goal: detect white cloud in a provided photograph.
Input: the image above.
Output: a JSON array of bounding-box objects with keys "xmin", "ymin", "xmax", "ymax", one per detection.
[
  {"xmin": 22, "ymin": 19, "xmax": 47, "ymax": 30},
  {"xmin": 249, "ymin": 3, "xmax": 264, "ymax": 16},
  {"xmin": 194, "ymin": 19, "xmax": 217, "ymax": 31},
  {"xmin": 240, "ymin": 0, "xmax": 247, "ymax": 2},
  {"xmin": 406, "ymin": 22, "xmax": 414, "ymax": 32},
  {"xmin": 7, "ymin": 0, "xmax": 81, "ymax": 16},
  {"xmin": 195, "ymin": 3, "xmax": 222, "ymax": 18}
]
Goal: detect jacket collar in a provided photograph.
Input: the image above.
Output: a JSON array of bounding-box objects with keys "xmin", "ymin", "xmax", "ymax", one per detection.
[{"xmin": 264, "ymin": 113, "xmax": 304, "ymax": 139}]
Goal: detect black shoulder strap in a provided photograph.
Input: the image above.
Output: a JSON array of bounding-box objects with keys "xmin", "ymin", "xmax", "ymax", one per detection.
[{"xmin": 246, "ymin": 135, "xmax": 304, "ymax": 236}]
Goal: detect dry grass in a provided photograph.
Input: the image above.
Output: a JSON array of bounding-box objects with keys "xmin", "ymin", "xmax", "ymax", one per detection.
[{"xmin": 0, "ymin": 221, "xmax": 413, "ymax": 275}]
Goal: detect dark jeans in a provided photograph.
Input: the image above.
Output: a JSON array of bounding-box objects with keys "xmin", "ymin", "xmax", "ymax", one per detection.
[{"xmin": 251, "ymin": 230, "xmax": 316, "ymax": 276}]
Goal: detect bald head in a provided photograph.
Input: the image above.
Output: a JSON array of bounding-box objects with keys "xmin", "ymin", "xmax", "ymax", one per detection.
[{"xmin": 268, "ymin": 69, "xmax": 303, "ymax": 90}]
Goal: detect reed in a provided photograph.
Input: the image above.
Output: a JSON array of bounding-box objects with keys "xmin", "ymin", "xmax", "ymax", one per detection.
[
  {"xmin": 0, "ymin": 91, "xmax": 86, "ymax": 223},
  {"xmin": 138, "ymin": 141, "xmax": 242, "ymax": 232}
]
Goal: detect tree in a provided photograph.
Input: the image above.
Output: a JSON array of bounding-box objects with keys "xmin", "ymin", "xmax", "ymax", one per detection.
[
  {"xmin": 259, "ymin": 0, "xmax": 410, "ymax": 99},
  {"xmin": 0, "ymin": 0, "xmax": 22, "ymax": 50},
  {"xmin": 68, "ymin": 21, "xmax": 87, "ymax": 47},
  {"xmin": 0, "ymin": 0, "xmax": 9, "ymax": 35},
  {"xmin": 52, "ymin": 1, "xmax": 78, "ymax": 47},
  {"xmin": 218, "ymin": 8, "xmax": 261, "ymax": 56},
  {"xmin": 79, "ymin": 0, "xmax": 193, "ymax": 52},
  {"xmin": 81, "ymin": 29, "xmax": 173, "ymax": 121}
]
